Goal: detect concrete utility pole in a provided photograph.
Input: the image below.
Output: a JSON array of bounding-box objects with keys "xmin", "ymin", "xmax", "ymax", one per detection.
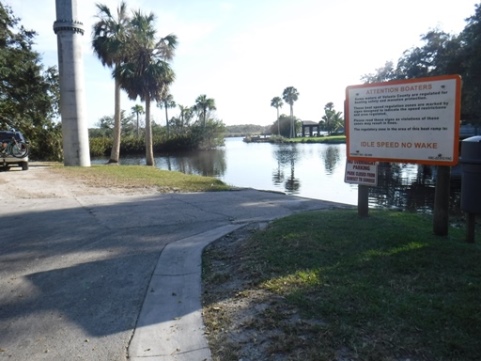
[{"xmin": 53, "ymin": 0, "xmax": 90, "ymax": 166}]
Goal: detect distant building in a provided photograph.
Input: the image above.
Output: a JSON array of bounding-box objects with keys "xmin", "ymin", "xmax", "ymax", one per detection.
[{"xmin": 301, "ymin": 121, "xmax": 319, "ymax": 137}]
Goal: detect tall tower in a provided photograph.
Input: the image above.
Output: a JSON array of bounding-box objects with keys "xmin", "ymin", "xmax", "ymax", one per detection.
[{"xmin": 53, "ymin": 0, "xmax": 90, "ymax": 166}]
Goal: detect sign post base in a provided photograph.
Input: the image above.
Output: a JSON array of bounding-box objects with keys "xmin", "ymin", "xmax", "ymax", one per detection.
[
  {"xmin": 358, "ymin": 185, "xmax": 369, "ymax": 217},
  {"xmin": 433, "ymin": 166, "xmax": 451, "ymax": 236}
]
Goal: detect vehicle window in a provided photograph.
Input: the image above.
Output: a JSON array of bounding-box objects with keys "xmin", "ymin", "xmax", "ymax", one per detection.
[
  {"xmin": 0, "ymin": 131, "xmax": 25, "ymax": 142},
  {"xmin": 0, "ymin": 132, "xmax": 12, "ymax": 141}
]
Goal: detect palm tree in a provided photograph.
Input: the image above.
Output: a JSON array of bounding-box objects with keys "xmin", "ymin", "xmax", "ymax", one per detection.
[
  {"xmin": 322, "ymin": 102, "xmax": 344, "ymax": 135},
  {"xmin": 115, "ymin": 11, "xmax": 177, "ymax": 166},
  {"xmin": 92, "ymin": 1, "xmax": 130, "ymax": 164},
  {"xmin": 158, "ymin": 92, "xmax": 176, "ymax": 138},
  {"xmin": 282, "ymin": 86, "xmax": 299, "ymax": 138},
  {"xmin": 120, "ymin": 109, "xmax": 136, "ymax": 136},
  {"xmin": 178, "ymin": 104, "xmax": 193, "ymax": 127},
  {"xmin": 131, "ymin": 104, "xmax": 144, "ymax": 137},
  {"xmin": 270, "ymin": 96, "xmax": 283, "ymax": 136},
  {"xmin": 194, "ymin": 94, "xmax": 216, "ymax": 128}
]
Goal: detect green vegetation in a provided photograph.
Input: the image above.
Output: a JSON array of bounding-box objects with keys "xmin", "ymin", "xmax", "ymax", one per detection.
[
  {"xmin": 6, "ymin": 1, "xmax": 481, "ymax": 160},
  {"xmin": 282, "ymin": 86, "xmax": 299, "ymax": 138},
  {"xmin": 269, "ymin": 114, "xmax": 302, "ymax": 138},
  {"xmin": 269, "ymin": 99, "xmax": 345, "ymax": 139},
  {"xmin": 158, "ymin": 93, "xmax": 176, "ymax": 139},
  {"xmin": 0, "ymin": 3, "xmax": 62, "ymax": 161},
  {"xmin": 281, "ymin": 134, "xmax": 346, "ymax": 144},
  {"xmin": 270, "ymin": 96, "xmax": 284, "ymax": 136},
  {"xmin": 242, "ymin": 134, "xmax": 345, "ymax": 144},
  {"xmin": 225, "ymin": 124, "xmax": 269, "ymax": 137},
  {"xmin": 194, "ymin": 94, "xmax": 217, "ymax": 129},
  {"xmin": 363, "ymin": 4, "xmax": 481, "ymax": 126},
  {"xmin": 88, "ymin": 119, "xmax": 225, "ymax": 157},
  {"xmin": 49, "ymin": 164, "xmax": 231, "ymax": 192},
  {"xmin": 203, "ymin": 209, "xmax": 481, "ymax": 360},
  {"xmin": 92, "ymin": 3, "xmax": 225, "ymax": 164},
  {"xmin": 320, "ymin": 102, "xmax": 344, "ymax": 135}
]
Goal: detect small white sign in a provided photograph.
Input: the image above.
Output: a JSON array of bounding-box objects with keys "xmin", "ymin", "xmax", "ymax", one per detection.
[{"xmin": 344, "ymin": 160, "xmax": 378, "ymax": 186}]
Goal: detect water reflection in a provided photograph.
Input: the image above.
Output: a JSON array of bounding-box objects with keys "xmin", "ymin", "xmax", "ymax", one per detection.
[
  {"xmin": 285, "ymin": 157, "xmax": 301, "ymax": 194},
  {"xmin": 370, "ymin": 163, "xmax": 461, "ymax": 214},
  {"xmin": 154, "ymin": 149, "xmax": 227, "ymax": 177},
  {"xmin": 93, "ymin": 138, "xmax": 462, "ymax": 212},
  {"xmin": 321, "ymin": 146, "xmax": 341, "ymax": 175},
  {"xmin": 371, "ymin": 163, "xmax": 436, "ymax": 211},
  {"xmin": 97, "ymin": 149, "xmax": 227, "ymax": 177},
  {"xmin": 272, "ymin": 145, "xmax": 300, "ymax": 194}
]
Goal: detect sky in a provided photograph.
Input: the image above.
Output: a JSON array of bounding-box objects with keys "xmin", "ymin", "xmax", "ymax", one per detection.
[{"xmin": 6, "ymin": 0, "xmax": 481, "ymax": 128}]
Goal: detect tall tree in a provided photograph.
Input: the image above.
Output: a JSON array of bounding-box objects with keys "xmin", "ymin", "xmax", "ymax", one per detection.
[
  {"xmin": 120, "ymin": 109, "xmax": 135, "ymax": 136},
  {"xmin": 131, "ymin": 104, "xmax": 144, "ymax": 137},
  {"xmin": 459, "ymin": 4, "xmax": 481, "ymax": 123},
  {"xmin": 321, "ymin": 102, "xmax": 343, "ymax": 135},
  {"xmin": 361, "ymin": 27, "xmax": 473, "ymax": 121},
  {"xmin": 360, "ymin": 61, "xmax": 399, "ymax": 84},
  {"xmin": 362, "ymin": 30, "xmax": 463, "ymax": 84},
  {"xmin": 282, "ymin": 86, "xmax": 299, "ymax": 138},
  {"xmin": 397, "ymin": 31, "xmax": 463, "ymax": 80},
  {"xmin": 92, "ymin": 1, "xmax": 130, "ymax": 164},
  {"xmin": 194, "ymin": 94, "xmax": 216, "ymax": 128},
  {"xmin": 0, "ymin": 3, "xmax": 61, "ymax": 160},
  {"xmin": 115, "ymin": 10, "xmax": 177, "ymax": 166},
  {"xmin": 270, "ymin": 114, "xmax": 293, "ymax": 137},
  {"xmin": 270, "ymin": 96, "xmax": 283, "ymax": 136},
  {"xmin": 178, "ymin": 104, "xmax": 193, "ymax": 127},
  {"xmin": 158, "ymin": 92, "xmax": 176, "ymax": 138}
]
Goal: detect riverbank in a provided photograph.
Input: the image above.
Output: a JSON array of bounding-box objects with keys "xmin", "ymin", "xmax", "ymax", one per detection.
[
  {"xmin": 0, "ymin": 161, "xmax": 230, "ymax": 199},
  {"xmin": 243, "ymin": 134, "xmax": 346, "ymax": 144}
]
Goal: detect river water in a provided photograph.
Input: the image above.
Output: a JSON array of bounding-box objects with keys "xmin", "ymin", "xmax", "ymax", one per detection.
[{"xmin": 93, "ymin": 137, "xmax": 462, "ymax": 212}]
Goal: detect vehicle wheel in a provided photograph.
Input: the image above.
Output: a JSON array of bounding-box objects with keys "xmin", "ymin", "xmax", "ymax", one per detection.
[
  {"xmin": 1, "ymin": 166, "xmax": 10, "ymax": 172},
  {"xmin": 11, "ymin": 142, "xmax": 29, "ymax": 158},
  {"xmin": 20, "ymin": 162, "xmax": 28, "ymax": 171}
]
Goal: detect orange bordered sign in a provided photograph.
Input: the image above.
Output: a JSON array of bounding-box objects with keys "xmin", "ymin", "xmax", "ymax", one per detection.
[{"xmin": 345, "ymin": 75, "xmax": 462, "ymax": 166}]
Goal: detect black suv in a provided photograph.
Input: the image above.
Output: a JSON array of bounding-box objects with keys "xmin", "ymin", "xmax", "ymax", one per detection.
[{"xmin": 0, "ymin": 130, "xmax": 29, "ymax": 171}]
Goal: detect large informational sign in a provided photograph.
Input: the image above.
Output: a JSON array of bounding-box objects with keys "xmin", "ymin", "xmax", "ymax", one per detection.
[{"xmin": 345, "ymin": 75, "xmax": 461, "ymax": 166}]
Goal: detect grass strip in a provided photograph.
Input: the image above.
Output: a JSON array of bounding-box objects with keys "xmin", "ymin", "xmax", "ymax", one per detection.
[
  {"xmin": 284, "ymin": 135, "xmax": 346, "ymax": 144},
  {"xmin": 49, "ymin": 164, "xmax": 231, "ymax": 192},
  {"xmin": 203, "ymin": 209, "xmax": 481, "ymax": 360}
]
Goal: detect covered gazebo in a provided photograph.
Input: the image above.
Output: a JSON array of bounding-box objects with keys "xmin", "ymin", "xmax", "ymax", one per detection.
[{"xmin": 301, "ymin": 121, "xmax": 320, "ymax": 137}]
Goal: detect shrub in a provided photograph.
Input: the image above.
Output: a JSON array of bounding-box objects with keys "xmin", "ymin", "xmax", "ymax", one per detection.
[{"xmin": 89, "ymin": 137, "xmax": 112, "ymax": 157}]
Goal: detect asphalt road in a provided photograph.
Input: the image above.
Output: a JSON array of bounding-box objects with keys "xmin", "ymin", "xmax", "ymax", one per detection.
[{"xmin": 0, "ymin": 168, "xmax": 349, "ymax": 360}]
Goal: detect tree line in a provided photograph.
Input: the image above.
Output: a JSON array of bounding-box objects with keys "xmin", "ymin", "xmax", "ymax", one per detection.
[
  {"xmin": 0, "ymin": 3, "xmax": 62, "ymax": 161},
  {"xmin": 270, "ymin": 87, "xmax": 343, "ymax": 138},
  {"xmin": 362, "ymin": 3, "xmax": 481, "ymax": 126},
  {"xmin": 92, "ymin": 1, "xmax": 224, "ymax": 165},
  {"xmin": 0, "ymin": 1, "xmax": 224, "ymax": 163},
  {"xmin": 269, "ymin": 3, "xmax": 481, "ymax": 138},
  {"xmin": 89, "ymin": 93, "xmax": 224, "ymax": 157},
  {"xmin": 3, "ymin": 1, "xmax": 481, "ymax": 160}
]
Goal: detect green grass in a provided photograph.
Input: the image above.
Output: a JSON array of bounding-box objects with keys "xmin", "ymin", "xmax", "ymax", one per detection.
[
  {"xmin": 204, "ymin": 210, "xmax": 481, "ymax": 360},
  {"xmin": 284, "ymin": 135, "xmax": 346, "ymax": 144},
  {"xmin": 48, "ymin": 164, "xmax": 231, "ymax": 192}
]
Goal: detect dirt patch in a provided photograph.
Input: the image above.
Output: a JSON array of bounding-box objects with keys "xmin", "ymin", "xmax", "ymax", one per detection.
[
  {"xmin": 202, "ymin": 224, "xmax": 333, "ymax": 361},
  {"xmin": 0, "ymin": 162, "xmax": 159, "ymax": 200}
]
